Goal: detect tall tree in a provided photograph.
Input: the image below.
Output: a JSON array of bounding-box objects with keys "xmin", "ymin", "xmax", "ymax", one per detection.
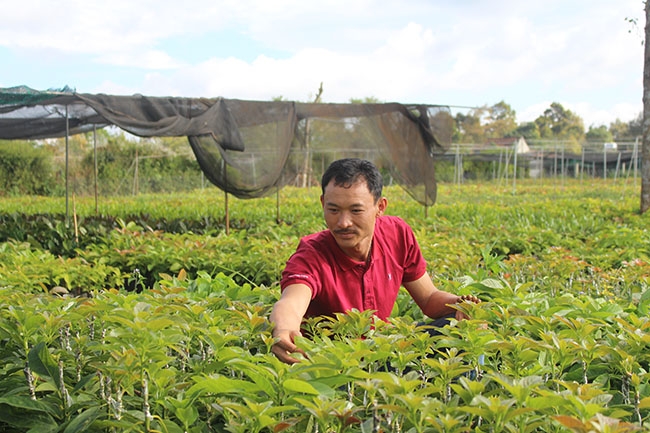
[
  {"xmin": 642, "ymin": 1, "xmax": 650, "ymax": 213},
  {"xmin": 483, "ymin": 101, "xmax": 518, "ymax": 138},
  {"xmin": 585, "ymin": 125, "xmax": 613, "ymax": 142},
  {"xmin": 628, "ymin": 112, "xmax": 643, "ymax": 138},
  {"xmin": 534, "ymin": 114, "xmax": 554, "ymax": 139},
  {"xmin": 454, "ymin": 110, "xmax": 485, "ymax": 144},
  {"xmin": 534, "ymin": 102, "xmax": 585, "ymax": 143},
  {"xmin": 515, "ymin": 121, "xmax": 541, "ymax": 140},
  {"xmin": 608, "ymin": 119, "xmax": 630, "ymax": 141}
]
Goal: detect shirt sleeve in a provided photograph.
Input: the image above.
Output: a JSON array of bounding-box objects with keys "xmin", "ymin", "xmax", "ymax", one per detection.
[{"xmin": 280, "ymin": 238, "xmax": 321, "ymax": 298}]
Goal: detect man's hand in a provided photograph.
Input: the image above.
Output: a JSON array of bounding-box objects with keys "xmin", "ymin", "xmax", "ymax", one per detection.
[
  {"xmin": 271, "ymin": 328, "xmax": 307, "ymax": 364},
  {"xmin": 269, "ymin": 284, "xmax": 312, "ymax": 364},
  {"xmin": 454, "ymin": 294, "xmax": 481, "ymax": 321}
]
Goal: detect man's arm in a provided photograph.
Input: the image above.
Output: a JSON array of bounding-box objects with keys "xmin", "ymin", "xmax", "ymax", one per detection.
[
  {"xmin": 269, "ymin": 283, "xmax": 312, "ymax": 364},
  {"xmin": 403, "ymin": 273, "xmax": 480, "ymax": 320}
]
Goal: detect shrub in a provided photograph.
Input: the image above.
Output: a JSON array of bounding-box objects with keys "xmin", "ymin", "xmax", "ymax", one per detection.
[{"xmin": 0, "ymin": 140, "xmax": 54, "ymax": 195}]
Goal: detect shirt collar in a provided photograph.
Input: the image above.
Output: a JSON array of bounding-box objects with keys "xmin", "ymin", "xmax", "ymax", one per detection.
[{"xmin": 326, "ymin": 231, "xmax": 373, "ymax": 271}]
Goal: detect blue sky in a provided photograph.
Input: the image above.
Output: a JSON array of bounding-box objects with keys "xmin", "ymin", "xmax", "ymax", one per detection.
[{"xmin": 0, "ymin": 0, "xmax": 644, "ymax": 128}]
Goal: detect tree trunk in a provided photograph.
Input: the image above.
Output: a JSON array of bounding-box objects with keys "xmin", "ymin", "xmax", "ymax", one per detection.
[{"xmin": 642, "ymin": 1, "xmax": 650, "ymax": 213}]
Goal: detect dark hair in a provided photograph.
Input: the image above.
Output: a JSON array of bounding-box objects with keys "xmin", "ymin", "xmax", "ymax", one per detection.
[{"xmin": 321, "ymin": 158, "xmax": 383, "ymax": 202}]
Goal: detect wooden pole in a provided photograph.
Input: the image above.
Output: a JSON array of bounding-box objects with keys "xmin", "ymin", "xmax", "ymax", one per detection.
[
  {"xmin": 65, "ymin": 105, "xmax": 70, "ymax": 226},
  {"xmin": 300, "ymin": 83, "xmax": 323, "ymax": 187},
  {"xmin": 560, "ymin": 142, "xmax": 566, "ymax": 186},
  {"xmin": 133, "ymin": 147, "xmax": 139, "ymax": 195},
  {"xmin": 93, "ymin": 125, "xmax": 98, "ymax": 214},
  {"xmin": 455, "ymin": 143, "xmax": 460, "ymax": 187},
  {"xmin": 634, "ymin": 136, "xmax": 640, "ymax": 186},
  {"xmin": 276, "ymin": 186, "xmax": 281, "ymax": 224},
  {"xmin": 225, "ymin": 189, "xmax": 229, "ymax": 235},
  {"xmin": 512, "ymin": 142, "xmax": 518, "ymax": 194},
  {"xmin": 424, "ymin": 172, "xmax": 429, "ymax": 219},
  {"xmin": 553, "ymin": 143, "xmax": 558, "ymax": 180},
  {"xmin": 224, "ymin": 161, "xmax": 230, "ymax": 235}
]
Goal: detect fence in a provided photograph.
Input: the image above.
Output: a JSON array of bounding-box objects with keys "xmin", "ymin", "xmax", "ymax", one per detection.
[
  {"xmin": 436, "ymin": 139, "xmax": 642, "ymax": 187},
  {"xmin": 46, "ymin": 138, "xmax": 643, "ymax": 200}
]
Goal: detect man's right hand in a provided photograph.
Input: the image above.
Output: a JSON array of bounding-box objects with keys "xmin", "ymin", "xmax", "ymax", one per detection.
[
  {"xmin": 271, "ymin": 329, "xmax": 307, "ymax": 364},
  {"xmin": 269, "ymin": 284, "xmax": 312, "ymax": 364}
]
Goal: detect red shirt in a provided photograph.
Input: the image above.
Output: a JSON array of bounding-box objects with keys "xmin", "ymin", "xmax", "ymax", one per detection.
[{"xmin": 280, "ymin": 216, "xmax": 427, "ymax": 321}]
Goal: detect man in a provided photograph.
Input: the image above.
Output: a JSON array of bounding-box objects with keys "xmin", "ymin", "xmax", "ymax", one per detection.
[{"xmin": 270, "ymin": 158, "xmax": 479, "ymax": 364}]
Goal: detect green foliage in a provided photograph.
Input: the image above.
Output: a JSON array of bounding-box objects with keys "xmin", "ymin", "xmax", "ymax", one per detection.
[
  {"xmin": 0, "ymin": 133, "xmax": 205, "ymax": 197},
  {"xmin": 586, "ymin": 125, "xmax": 614, "ymax": 143},
  {"xmin": 483, "ymin": 101, "xmax": 518, "ymax": 139},
  {"xmin": 0, "ymin": 140, "xmax": 54, "ymax": 196},
  {"xmin": 78, "ymin": 136, "xmax": 204, "ymax": 196},
  {"xmin": 434, "ymin": 156, "xmax": 529, "ymax": 182},
  {"xmin": 515, "ymin": 121, "xmax": 542, "ymax": 141},
  {"xmin": 449, "ymin": 100, "xmax": 638, "ymax": 145},
  {"xmin": 534, "ymin": 102, "xmax": 585, "ymax": 147},
  {"xmin": 1, "ymin": 279, "xmax": 649, "ymax": 432},
  {"xmin": 0, "ymin": 240, "xmax": 123, "ymax": 294},
  {"xmin": 454, "ymin": 110, "xmax": 485, "ymax": 144},
  {"xmin": 0, "ymin": 181, "xmax": 649, "ymax": 431}
]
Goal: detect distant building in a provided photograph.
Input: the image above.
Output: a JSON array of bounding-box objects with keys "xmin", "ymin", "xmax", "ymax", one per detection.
[{"xmin": 486, "ymin": 136, "xmax": 530, "ymax": 154}]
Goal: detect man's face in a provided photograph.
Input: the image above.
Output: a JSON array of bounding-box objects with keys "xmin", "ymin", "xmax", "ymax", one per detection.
[{"xmin": 320, "ymin": 179, "xmax": 387, "ymax": 260}]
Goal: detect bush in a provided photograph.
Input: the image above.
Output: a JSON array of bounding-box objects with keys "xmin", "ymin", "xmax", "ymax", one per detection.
[
  {"xmin": 78, "ymin": 138, "xmax": 204, "ymax": 196},
  {"xmin": 0, "ymin": 140, "xmax": 54, "ymax": 195}
]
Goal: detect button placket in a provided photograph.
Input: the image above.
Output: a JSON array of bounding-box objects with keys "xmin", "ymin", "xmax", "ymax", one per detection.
[{"xmin": 362, "ymin": 264, "xmax": 375, "ymax": 311}]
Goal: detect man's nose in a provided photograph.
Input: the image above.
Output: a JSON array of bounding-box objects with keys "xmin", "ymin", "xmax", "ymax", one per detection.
[{"xmin": 337, "ymin": 212, "xmax": 353, "ymax": 228}]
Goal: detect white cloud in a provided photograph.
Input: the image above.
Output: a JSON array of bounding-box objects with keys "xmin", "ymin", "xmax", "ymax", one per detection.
[
  {"xmin": 1, "ymin": 0, "xmax": 644, "ymax": 127},
  {"xmin": 0, "ymin": 0, "xmax": 242, "ymax": 57},
  {"xmin": 517, "ymin": 102, "xmax": 551, "ymax": 124},
  {"xmin": 568, "ymin": 101, "xmax": 642, "ymax": 128},
  {"xmin": 96, "ymin": 50, "xmax": 185, "ymax": 70},
  {"xmin": 93, "ymin": 80, "xmax": 137, "ymax": 96}
]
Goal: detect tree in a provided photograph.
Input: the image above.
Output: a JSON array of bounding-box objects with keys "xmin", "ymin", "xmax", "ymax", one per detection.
[
  {"xmin": 534, "ymin": 102, "xmax": 585, "ymax": 144},
  {"xmin": 515, "ymin": 121, "xmax": 541, "ymax": 140},
  {"xmin": 535, "ymin": 114, "xmax": 554, "ymax": 139},
  {"xmin": 628, "ymin": 112, "xmax": 643, "ymax": 138},
  {"xmin": 454, "ymin": 109, "xmax": 485, "ymax": 144},
  {"xmin": 642, "ymin": 1, "xmax": 650, "ymax": 214},
  {"xmin": 0, "ymin": 140, "xmax": 54, "ymax": 195},
  {"xmin": 453, "ymin": 102, "xmax": 518, "ymax": 143},
  {"xmin": 483, "ymin": 101, "xmax": 518, "ymax": 138},
  {"xmin": 585, "ymin": 125, "xmax": 613, "ymax": 142},
  {"xmin": 609, "ymin": 119, "xmax": 630, "ymax": 141}
]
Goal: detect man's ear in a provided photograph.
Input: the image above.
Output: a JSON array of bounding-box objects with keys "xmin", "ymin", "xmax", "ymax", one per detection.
[
  {"xmin": 320, "ymin": 195, "xmax": 324, "ymax": 207},
  {"xmin": 377, "ymin": 197, "xmax": 387, "ymax": 216}
]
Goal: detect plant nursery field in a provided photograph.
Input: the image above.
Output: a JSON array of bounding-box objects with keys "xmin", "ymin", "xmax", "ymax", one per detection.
[{"xmin": 0, "ymin": 179, "xmax": 649, "ymax": 432}]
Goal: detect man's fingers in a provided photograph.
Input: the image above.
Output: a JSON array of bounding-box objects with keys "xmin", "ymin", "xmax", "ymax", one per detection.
[
  {"xmin": 272, "ymin": 346, "xmax": 301, "ymax": 364},
  {"xmin": 455, "ymin": 295, "xmax": 481, "ymax": 321},
  {"xmin": 271, "ymin": 336, "xmax": 307, "ymax": 364},
  {"xmin": 459, "ymin": 294, "xmax": 480, "ymax": 304},
  {"xmin": 272, "ymin": 345, "xmax": 306, "ymax": 364}
]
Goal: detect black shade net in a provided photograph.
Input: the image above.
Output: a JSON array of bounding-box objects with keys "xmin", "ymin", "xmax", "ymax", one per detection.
[{"xmin": 0, "ymin": 86, "xmax": 453, "ymax": 205}]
